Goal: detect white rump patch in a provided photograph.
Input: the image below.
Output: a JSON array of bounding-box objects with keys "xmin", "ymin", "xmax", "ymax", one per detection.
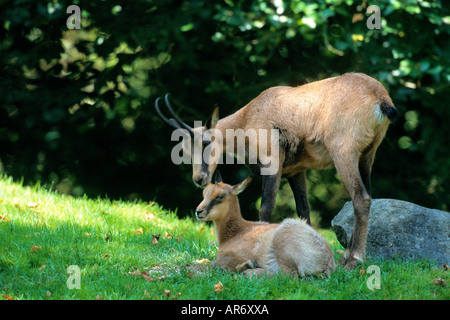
[{"xmin": 374, "ymin": 103, "xmax": 384, "ymax": 124}]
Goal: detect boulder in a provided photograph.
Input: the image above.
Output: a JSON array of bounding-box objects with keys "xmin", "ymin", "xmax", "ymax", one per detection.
[{"xmin": 331, "ymin": 199, "xmax": 449, "ymax": 265}]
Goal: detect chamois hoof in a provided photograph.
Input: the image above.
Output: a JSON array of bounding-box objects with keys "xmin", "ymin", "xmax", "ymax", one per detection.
[{"xmin": 338, "ymin": 252, "xmax": 364, "ymax": 270}]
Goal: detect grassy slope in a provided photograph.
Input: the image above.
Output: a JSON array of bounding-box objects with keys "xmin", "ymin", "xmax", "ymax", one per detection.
[{"xmin": 0, "ymin": 175, "xmax": 448, "ymax": 300}]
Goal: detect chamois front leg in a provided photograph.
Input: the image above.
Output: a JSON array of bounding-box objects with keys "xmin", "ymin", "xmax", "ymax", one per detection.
[
  {"xmin": 288, "ymin": 171, "xmax": 311, "ymax": 224},
  {"xmin": 236, "ymin": 261, "xmax": 268, "ymax": 278},
  {"xmin": 260, "ymin": 173, "xmax": 282, "ymax": 222},
  {"xmin": 236, "ymin": 259, "xmax": 259, "ymax": 272},
  {"xmin": 332, "ymin": 151, "xmax": 371, "ymax": 270}
]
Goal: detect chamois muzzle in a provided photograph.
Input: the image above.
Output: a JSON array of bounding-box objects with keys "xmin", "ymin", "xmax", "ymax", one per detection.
[
  {"xmin": 195, "ymin": 208, "xmax": 207, "ymax": 220},
  {"xmin": 193, "ymin": 173, "xmax": 210, "ymax": 188}
]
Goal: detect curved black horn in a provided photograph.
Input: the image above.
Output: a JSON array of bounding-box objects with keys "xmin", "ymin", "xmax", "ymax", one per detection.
[
  {"xmin": 155, "ymin": 97, "xmax": 181, "ymax": 129},
  {"xmin": 163, "ymin": 94, "xmax": 194, "ymax": 133},
  {"xmin": 154, "ymin": 94, "xmax": 195, "ymax": 134}
]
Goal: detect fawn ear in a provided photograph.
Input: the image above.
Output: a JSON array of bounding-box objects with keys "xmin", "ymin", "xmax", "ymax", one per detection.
[{"xmin": 232, "ymin": 175, "xmax": 253, "ymax": 195}]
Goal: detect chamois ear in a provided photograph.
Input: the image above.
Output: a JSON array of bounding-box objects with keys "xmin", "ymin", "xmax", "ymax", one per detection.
[
  {"xmin": 232, "ymin": 175, "xmax": 253, "ymax": 195},
  {"xmin": 205, "ymin": 105, "xmax": 219, "ymax": 129},
  {"xmin": 215, "ymin": 170, "xmax": 223, "ymax": 183}
]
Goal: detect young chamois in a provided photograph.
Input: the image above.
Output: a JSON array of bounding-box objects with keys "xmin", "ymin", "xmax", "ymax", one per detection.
[
  {"xmin": 195, "ymin": 171, "xmax": 335, "ymax": 277},
  {"xmin": 156, "ymin": 72, "xmax": 398, "ymax": 269}
]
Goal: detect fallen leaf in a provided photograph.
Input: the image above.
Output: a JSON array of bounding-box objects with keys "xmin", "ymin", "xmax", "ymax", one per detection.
[
  {"xmin": 214, "ymin": 281, "xmax": 224, "ymax": 292},
  {"xmin": 95, "ymin": 294, "xmax": 104, "ymax": 300},
  {"xmin": 152, "ymin": 234, "xmax": 160, "ymax": 245},
  {"xmin": 46, "ymin": 291, "xmax": 51, "ymax": 297},
  {"xmin": 145, "ymin": 212, "xmax": 157, "ymax": 221},
  {"xmin": 2, "ymin": 295, "xmax": 13, "ymax": 300},
  {"xmin": 172, "ymin": 292, "xmax": 181, "ymax": 300},
  {"xmin": 39, "ymin": 265, "xmax": 46, "ymax": 270},
  {"xmin": 177, "ymin": 236, "xmax": 182, "ymax": 243},
  {"xmin": 30, "ymin": 245, "xmax": 42, "ymax": 252},
  {"xmin": 0, "ymin": 215, "xmax": 10, "ymax": 222},
  {"xmin": 164, "ymin": 289, "xmax": 171, "ymax": 297},
  {"xmin": 443, "ymin": 264, "xmax": 449, "ymax": 271},
  {"xmin": 105, "ymin": 233, "xmax": 111, "ymax": 241},
  {"xmin": 359, "ymin": 268, "xmax": 365, "ymax": 276},
  {"xmin": 27, "ymin": 202, "xmax": 40, "ymax": 208},
  {"xmin": 104, "ymin": 254, "xmax": 110, "ymax": 259},
  {"xmin": 196, "ymin": 258, "xmax": 211, "ymax": 265},
  {"xmin": 164, "ymin": 231, "xmax": 172, "ymax": 239},
  {"xmin": 129, "ymin": 270, "xmax": 143, "ymax": 276},
  {"xmin": 84, "ymin": 232, "xmax": 92, "ymax": 236},
  {"xmin": 431, "ymin": 278, "xmax": 447, "ymax": 287},
  {"xmin": 142, "ymin": 272, "xmax": 153, "ymax": 282},
  {"xmin": 134, "ymin": 227, "xmax": 143, "ymax": 235},
  {"xmin": 144, "ymin": 290, "xmax": 150, "ymax": 298}
]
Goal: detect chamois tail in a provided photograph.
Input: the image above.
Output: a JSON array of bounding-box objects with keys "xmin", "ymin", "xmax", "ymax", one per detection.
[{"xmin": 380, "ymin": 101, "xmax": 398, "ymax": 122}]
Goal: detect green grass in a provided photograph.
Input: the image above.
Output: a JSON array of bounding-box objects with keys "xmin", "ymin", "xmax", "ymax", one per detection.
[{"xmin": 0, "ymin": 175, "xmax": 448, "ymax": 300}]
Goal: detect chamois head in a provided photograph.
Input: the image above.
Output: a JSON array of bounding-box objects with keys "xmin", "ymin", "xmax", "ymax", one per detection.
[
  {"xmin": 155, "ymin": 94, "xmax": 220, "ymax": 188},
  {"xmin": 195, "ymin": 171, "xmax": 253, "ymax": 222}
]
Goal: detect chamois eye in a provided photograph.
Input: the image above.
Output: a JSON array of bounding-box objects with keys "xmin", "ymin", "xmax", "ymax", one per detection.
[{"xmin": 215, "ymin": 194, "xmax": 224, "ymax": 202}]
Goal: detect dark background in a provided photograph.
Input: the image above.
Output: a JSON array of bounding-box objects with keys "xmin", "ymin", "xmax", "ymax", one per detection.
[{"xmin": 1, "ymin": 0, "xmax": 448, "ymax": 227}]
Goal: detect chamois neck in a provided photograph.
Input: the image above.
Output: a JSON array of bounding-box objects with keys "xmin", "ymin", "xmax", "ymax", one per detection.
[
  {"xmin": 216, "ymin": 110, "xmax": 245, "ymax": 144},
  {"xmin": 213, "ymin": 198, "xmax": 248, "ymax": 245}
]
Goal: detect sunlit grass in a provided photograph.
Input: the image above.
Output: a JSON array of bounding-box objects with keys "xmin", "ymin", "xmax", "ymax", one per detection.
[{"xmin": 0, "ymin": 175, "xmax": 448, "ymax": 300}]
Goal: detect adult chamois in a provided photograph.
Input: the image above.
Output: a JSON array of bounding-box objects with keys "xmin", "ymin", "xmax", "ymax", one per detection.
[
  {"xmin": 196, "ymin": 171, "xmax": 335, "ymax": 277},
  {"xmin": 155, "ymin": 72, "xmax": 397, "ymax": 269}
]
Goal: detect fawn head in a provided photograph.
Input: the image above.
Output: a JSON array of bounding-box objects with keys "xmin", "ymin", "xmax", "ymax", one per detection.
[{"xmin": 195, "ymin": 171, "xmax": 253, "ymax": 222}]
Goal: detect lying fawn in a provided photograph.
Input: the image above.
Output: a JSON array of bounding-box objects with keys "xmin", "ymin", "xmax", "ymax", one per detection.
[{"xmin": 196, "ymin": 172, "xmax": 335, "ymax": 277}]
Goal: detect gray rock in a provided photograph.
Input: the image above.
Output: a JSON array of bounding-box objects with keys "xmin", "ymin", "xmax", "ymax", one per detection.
[{"xmin": 331, "ymin": 199, "xmax": 449, "ymax": 265}]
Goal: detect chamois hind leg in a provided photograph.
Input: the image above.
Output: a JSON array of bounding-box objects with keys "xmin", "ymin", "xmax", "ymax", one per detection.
[
  {"xmin": 332, "ymin": 151, "xmax": 371, "ymax": 270},
  {"xmin": 359, "ymin": 146, "xmax": 377, "ymax": 196},
  {"xmin": 288, "ymin": 171, "xmax": 311, "ymax": 224}
]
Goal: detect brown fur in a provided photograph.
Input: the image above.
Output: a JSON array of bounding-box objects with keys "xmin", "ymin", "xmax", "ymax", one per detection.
[
  {"xmin": 158, "ymin": 72, "xmax": 396, "ymax": 269},
  {"xmin": 194, "ymin": 73, "xmax": 395, "ymax": 269},
  {"xmin": 196, "ymin": 177, "xmax": 335, "ymax": 277}
]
